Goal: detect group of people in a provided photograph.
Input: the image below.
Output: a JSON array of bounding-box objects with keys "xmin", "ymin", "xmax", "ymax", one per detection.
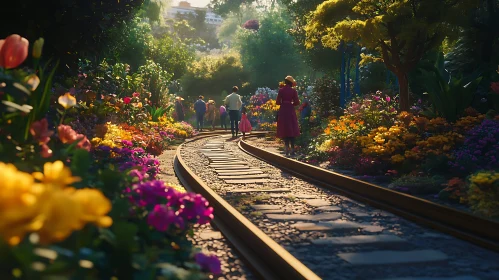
[
  {"xmin": 174, "ymin": 75, "xmax": 310, "ymax": 156},
  {"xmin": 174, "ymin": 86, "xmax": 252, "ymax": 137}
]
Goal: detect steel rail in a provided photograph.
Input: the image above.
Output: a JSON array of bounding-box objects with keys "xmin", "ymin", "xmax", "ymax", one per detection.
[
  {"xmin": 239, "ymin": 135, "xmax": 499, "ymax": 252},
  {"xmin": 174, "ymin": 133, "xmax": 322, "ymax": 280}
]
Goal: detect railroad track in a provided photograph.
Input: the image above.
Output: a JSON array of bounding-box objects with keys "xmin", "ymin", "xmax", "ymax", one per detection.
[{"xmin": 174, "ymin": 133, "xmax": 499, "ymax": 280}]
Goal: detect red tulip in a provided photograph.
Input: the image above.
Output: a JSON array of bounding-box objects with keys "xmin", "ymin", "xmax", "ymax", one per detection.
[
  {"xmin": 0, "ymin": 34, "xmax": 29, "ymax": 69},
  {"xmin": 123, "ymin": 97, "xmax": 132, "ymax": 104}
]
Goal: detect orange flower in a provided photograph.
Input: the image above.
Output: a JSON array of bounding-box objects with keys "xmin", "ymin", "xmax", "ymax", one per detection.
[{"xmin": 0, "ymin": 34, "xmax": 29, "ymax": 69}]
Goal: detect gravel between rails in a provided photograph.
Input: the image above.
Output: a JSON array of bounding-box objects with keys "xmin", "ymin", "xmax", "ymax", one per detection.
[
  {"xmin": 158, "ymin": 148, "xmax": 255, "ymax": 280},
  {"xmin": 180, "ymin": 136, "xmax": 499, "ymax": 280}
]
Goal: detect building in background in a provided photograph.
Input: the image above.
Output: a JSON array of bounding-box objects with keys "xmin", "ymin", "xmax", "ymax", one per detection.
[{"xmin": 164, "ymin": 1, "xmax": 223, "ymax": 27}]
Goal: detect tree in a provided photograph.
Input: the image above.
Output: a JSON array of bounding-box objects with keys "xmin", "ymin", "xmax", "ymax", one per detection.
[
  {"xmin": 217, "ymin": 5, "xmax": 261, "ymax": 45},
  {"xmin": 236, "ymin": 10, "xmax": 309, "ymax": 88},
  {"xmin": 445, "ymin": 0, "xmax": 499, "ymax": 91},
  {"xmin": 304, "ymin": 0, "xmax": 476, "ymax": 111},
  {"xmin": 180, "ymin": 52, "xmax": 250, "ymax": 102},
  {"xmin": 149, "ymin": 34, "xmax": 196, "ymax": 80},
  {"xmin": 280, "ymin": 0, "xmax": 341, "ymax": 74},
  {"xmin": 0, "ymin": 0, "xmax": 144, "ymax": 72},
  {"xmin": 106, "ymin": 17, "xmax": 155, "ymax": 70},
  {"xmin": 175, "ymin": 9, "xmax": 220, "ymax": 49}
]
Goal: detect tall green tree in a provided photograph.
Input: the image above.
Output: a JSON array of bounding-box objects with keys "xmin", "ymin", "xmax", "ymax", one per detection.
[
  {"xmin": 180, "ymin": 52, "xmax": 250, "ymax": 101},
  {"xmin": 175, "ymin": 10, "xmax": 220, "ymax": 49},
  {"xmin": 236, "ymin": 10, "xmax": 308, "ymax": 88},
  {"xmin": 149, "ymin": 34, "xmax": 196, "ymax": 80},
  {"xmin": 304, "ymin": 0, "xmax": 476, "ymax": 111},
  {"xmin": 280, "ymin": 0, "xmax": 341, "ymax": 74}
]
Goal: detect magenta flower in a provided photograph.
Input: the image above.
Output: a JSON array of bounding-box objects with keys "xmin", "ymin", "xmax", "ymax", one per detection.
[
  {"xmin": 147, "ymin": 205, "xmax": 185, "ymax": 231},
  {"xmin": 124, "ymin": 97, "xmax": 132, "ymax": 104},
  {"xmin": 195, "ymin": 253, "xmax": 221, "ymax": 274},
  {"xmin": 178, "ymin": 193, "xmax": 214, "ymax": 223},
  {"xmin": 386, "ymin": 96, "xmax": 391, "ymax": 102}
]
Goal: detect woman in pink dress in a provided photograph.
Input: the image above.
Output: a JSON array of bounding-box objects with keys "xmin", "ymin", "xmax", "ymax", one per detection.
[
  {"xmin": 276, "ymin": 76, "xmax": 300, "ymax": 156},
  {"xmin": 238, "ymin": 107, "xmax": 252, "ymax": 136}
]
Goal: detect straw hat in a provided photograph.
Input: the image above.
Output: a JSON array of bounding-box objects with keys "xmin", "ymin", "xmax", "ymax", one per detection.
[
  {"xmin": 208, "ymin": 99, "xmax": 215, "ymax": 104},
  {"xmin": 175, "ymin": 96, "xmax": 184, "ymax": 101},
  {"xmin": 285, "ymin": 76, "xmax": 297, "ymax": 86}
]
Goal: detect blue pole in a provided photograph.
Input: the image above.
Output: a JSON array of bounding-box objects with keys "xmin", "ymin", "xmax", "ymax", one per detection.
[
  {"xmin": 346, "ymin": 52, "xmax": 352, "ymax": 102},
  {"xmin": 340, "ymin": 41, "xmax": 346, "ymax": 107},
  {"xmin": 354, "ymin": 45, "xmax": 361, "ymax": 96}
]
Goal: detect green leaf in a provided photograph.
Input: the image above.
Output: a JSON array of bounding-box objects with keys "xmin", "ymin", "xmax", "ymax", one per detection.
[
  {"xmin": 112, "ymin": 221, "xmax": 139, "ymax": 251},
  {"xmin": 98, "ymin": 169, "xmax": 124, "ymax": 194},
  {"xmin": 71, "ymin": 149, "xmax": 91, "ymax": 178}
]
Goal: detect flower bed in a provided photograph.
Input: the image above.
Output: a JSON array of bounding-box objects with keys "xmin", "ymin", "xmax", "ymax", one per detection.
[
  {"xmin": 0, "ymin": 34, "xmax": 218, "ymax": 278},
  {"xmin": 252, "ymin": 86, "xmax": 499, "ymax": 218}
]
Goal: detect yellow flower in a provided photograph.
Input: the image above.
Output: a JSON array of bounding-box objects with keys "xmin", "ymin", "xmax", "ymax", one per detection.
[
  {"xmin": 72, "ymin": 188, "xmax": 113, "ymax": 228},
  {"xmin": 32, "ymin": 161, "xmax": 81, "ymax": 188},
  {"xmin": 0, "ymin": 163, "xmax": 46, "ymax": 245},
  {"xmin": 36, "ymin": 188, "xmax": 83, "ymax": 244},
  {"xmin": 391, "ymin": 154, "xmax": 405, "ymax": 164},
  {"xmin": 91, "ymin": 137, "xmax": 102, "ymax": 146},
  {"xmin": 58, "ymin": 93, "xmax": 77, "ymax": 109}
]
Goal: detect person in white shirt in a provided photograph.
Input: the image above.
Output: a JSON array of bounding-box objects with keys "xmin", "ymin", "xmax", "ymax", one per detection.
[{"xmin": 224, "ymin": 86, "xmax": 243, "ymax": 137}]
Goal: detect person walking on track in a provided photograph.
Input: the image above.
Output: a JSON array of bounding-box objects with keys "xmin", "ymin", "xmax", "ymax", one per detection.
[
  {"xmin": 224, "ymin": 86, "xmax": 242, "ymax": 138},
  {"xmin": 219, "ymin": 104, "xmax": 228, "ymax": 130},
  {"xmin": 238, "ymin": 106, "xmax": 252, "ymax": 136},
  {"xmin": 174, "ymin": 96, "xmax": 184, "ymax": 122},
  {"xmin": 276, "ymin": 76, "xmax": 300, "ymax": 156},
  {"xmin": 206, "ymin": 99, "xmax": 217, "ymax": 130},
  {"xmin": 194, "ymin": 95, "xmax": 206, "ymax": 131}
]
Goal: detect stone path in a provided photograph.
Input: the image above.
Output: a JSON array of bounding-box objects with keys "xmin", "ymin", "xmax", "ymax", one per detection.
[{"xmin": 200, "ymin": 141, "xmax": 270, "ymax": 184}]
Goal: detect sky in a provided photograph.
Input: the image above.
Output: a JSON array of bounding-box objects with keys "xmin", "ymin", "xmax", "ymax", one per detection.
[{"xmin": 172, "ymin": 0, "xmax": 210, "ymax": 8}]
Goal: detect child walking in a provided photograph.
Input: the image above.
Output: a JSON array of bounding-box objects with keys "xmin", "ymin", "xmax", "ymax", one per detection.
[{"xmin": 238, "ymin": 107, "xmax": 252, "ymax": 136}]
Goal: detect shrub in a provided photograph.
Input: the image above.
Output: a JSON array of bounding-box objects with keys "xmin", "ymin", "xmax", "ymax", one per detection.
[
  {"xmin": 449, "ymin": 119, "xmax": 499, "ymax": 174},
  {"xmin": 310, "ymin": 75, "xmax": 341, "ymax": 117},
  {"xmin": 388, "ymin": 175, "xmax": 446, "ymax": 195},
  {"xmin": 468, "ymin": 171, "xmax": 499, "ymax": 218}
]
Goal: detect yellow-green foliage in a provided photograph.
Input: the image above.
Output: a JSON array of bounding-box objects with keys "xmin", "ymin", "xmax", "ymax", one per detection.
[{"xmin": 304, "ymin": 0, "xmax": 473, "ymax": 63}]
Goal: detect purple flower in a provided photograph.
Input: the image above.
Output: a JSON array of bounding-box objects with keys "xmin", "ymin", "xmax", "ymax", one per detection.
[
  {"xmin": 194, "ymin": 253, "xmax": 221, "ymax": 274},
  {"xmin": 147, "ymin": 205, "xmax": 185, "ymax": 231},
  {"xmin": 178, "ymin": 193, "xmax": 214, "ymax": 224},
  {"xmin": 122, "ymin": 140, "xmax": 133, "ymax": 147}
]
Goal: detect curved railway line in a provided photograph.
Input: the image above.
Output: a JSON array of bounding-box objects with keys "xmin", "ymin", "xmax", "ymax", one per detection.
[{"xmin": 174, "ymin": 132, "xmax": 499, "ymax": 280}]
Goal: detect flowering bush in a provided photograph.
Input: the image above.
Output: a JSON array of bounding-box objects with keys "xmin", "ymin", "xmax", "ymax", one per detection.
[
  {"xmin": 0, "ymin": 34, "xmax": 217, "ymax": 279},
  {"xmin": 467, "ymin": 171, "xmax": 499, "ymax": 218},
  {"xmin": 257, "ymin": 122, "xmax": 277, "ymax": 131},
  {"xmin": 449, "ymin": 119, "xmax": 499, "ymax": 174},
  {"xmin": 344, "ymin": 90, "xmax": 398, "ymax": 130}
]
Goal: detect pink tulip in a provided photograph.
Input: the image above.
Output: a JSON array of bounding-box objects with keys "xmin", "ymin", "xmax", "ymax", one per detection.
[
  {"xmin": 30, "ymin": 119, "xmax": 54, "ymax": 145},
  {"xmin": 76, "ymin": 134, "xmax": 91, "ymax": 151},
  {"xmin": 58, "ymin": 124, "xmax": 78, "ymax": 144},
  {"xmin": 40, "ymin": 144, "xmax": 53, "ymax": 158},
  {"xmin": 386, "ymin": 96, "xmax": 391, "ymax": 102},
  {"xmin": 132, "ymin": 92, "xmax": 140, "ymax": 98},
  {"xmin": 0, "ymin": 34, "xmax": 29, "ymax": 69}
]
